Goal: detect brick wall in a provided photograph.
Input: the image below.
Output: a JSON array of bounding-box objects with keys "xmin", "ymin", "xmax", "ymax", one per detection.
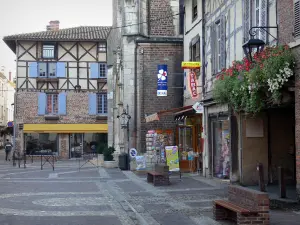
[
  {"xmin": 149, "ymin": 0, "xmax": 175, "ymax": 36},
  {"xmin": 137, "ymin": 43, "xmax": 183, "ymax": 151},
  {"xmin": 277, "ymin": 0, "xmax": 295, "ymax": 45}
]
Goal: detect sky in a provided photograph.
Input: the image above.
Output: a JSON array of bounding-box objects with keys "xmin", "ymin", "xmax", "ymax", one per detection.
[{"xmin": 0, "ymin": 0, "xmax": 112, "ymax": 79}]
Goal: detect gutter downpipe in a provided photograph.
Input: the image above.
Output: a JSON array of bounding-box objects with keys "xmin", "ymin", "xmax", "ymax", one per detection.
[
  {"xmin": 134, "ymin": 43, "xmax": 138, "ymax": 149},
  {"xmin": 201, "ymin": 0, "xmax": 207, "ymax": 177},
  {"xmin": 239, "ymin": 113, "xmax": 243, "ymax": 184},
  {"xmin": 13, "ymin": 40, "xmax": 18, "ymax": 153}
]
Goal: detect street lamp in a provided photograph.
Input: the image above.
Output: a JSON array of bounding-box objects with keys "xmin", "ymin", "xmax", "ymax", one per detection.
[
  {"xmin": 242, "ymin": 26, "xmax": 278, "ymax": 62},
  {"xmin": 242, "ymin": 38, "xmax": 265, "ymax": 62},
  {"xmin": 117, "ymin": 105, "xmax": 131, "ymax": 170}
]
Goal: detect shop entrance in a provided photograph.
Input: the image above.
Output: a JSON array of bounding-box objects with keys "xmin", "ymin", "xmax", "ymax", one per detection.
[
  {"xmin": 70, "ymin": 133, "xmax": 83, "ymax": 158},
  {"xmin": 210, "ymin": 118, "xmax": 230, "ymax": 179}
]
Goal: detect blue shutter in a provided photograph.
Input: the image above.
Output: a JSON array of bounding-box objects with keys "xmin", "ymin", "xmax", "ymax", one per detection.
[
  {"xmin": 88, "ymin": 93, "xmax": 97, "ymax": 115},
  {"xmin": 90, "ymin": 63, "xmax": 99, "ymax": 78},
  {"xmin": 29, "ymin": 62, "xmax": 38, "ymax": 78},
  {"xmin": 58, "ymin": 92, "xmax": 67, "ymax": 115},
  {"xmin": 38, "ymin": 92, "xmax": 46, "ymax": 115},
  {"xmin": 56, "ymin": 62, "xmax": 66, "ymax": 78}
]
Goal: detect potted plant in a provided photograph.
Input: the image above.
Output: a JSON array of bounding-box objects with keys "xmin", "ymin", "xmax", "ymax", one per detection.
[
  {"xmin": 96, "ymin": 143, "xmax": 107, "ymax": 166},
  {"xmin": 103, "ymin": 146, "xmax": 117, "ymax": 168}
]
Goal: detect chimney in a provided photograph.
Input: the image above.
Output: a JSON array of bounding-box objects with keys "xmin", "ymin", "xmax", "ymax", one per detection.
[
  {"xmin": 9, "ymin": 71, "xmax": 11, "ymax": 81},
  {"xmin": 46, "ymin": 20, "xmax": 60, "ymax": 31}
]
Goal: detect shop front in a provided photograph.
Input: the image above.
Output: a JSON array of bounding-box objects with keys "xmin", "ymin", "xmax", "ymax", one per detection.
[{"xmin": 23, "ymin": 124, "xmax": 108, "ymax": 158}]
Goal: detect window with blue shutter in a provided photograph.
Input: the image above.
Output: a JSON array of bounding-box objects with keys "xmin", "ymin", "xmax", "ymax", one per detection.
[
  {"xmin": 90, "ymin": 63, "xmax": 99, "ymax": 78},
  {"xmin": 88, "ymin": 93, "xmax": 97, "ymax": 115},
  {"xmin": 29, "ymin": 62, "xmax": 38, "ymax": 78},
  {"xmin": 38, "ymin": 92, "xmax": 47, "ymax": 115},
  {"xmin": 58, "ymin": 92, "xmax": 67, "ymax": 115},
  {"xmin": 38, "ymin": 62, "xmax": 57, "ymax": 77},
  {"xmin": 56, "ymin": 62, "xmax": 66, "ymax": 78},
  {"xmin": 46, "ymin": 94, "xmax": 58, "ymax": 115},
  {"xmin": 99, "ymin": 63, "xmax": 107, "ymax": 78},
  {"xmin": 97, "ymin": 93, "xmax": 107, "ymax": 115}
]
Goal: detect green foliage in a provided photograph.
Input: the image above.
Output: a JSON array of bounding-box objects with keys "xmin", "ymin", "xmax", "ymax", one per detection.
[
  {"xmin": 96, "ymin": 143, "xmax": 107, "ymax": 154},
  {"xmin": 213, "ymin": 45, "xmax": 295, "ymax": 114},
  {"xmin": 103, "ymin": 146, "xmax": 116, "ymax": 161}
]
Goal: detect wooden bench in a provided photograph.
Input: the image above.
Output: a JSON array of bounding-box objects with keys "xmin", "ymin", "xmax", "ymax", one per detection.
[
  {"xmin": 213, "ymin": 185, "xmax": 270, "ymax": 225},
  {"xmin": 147, "ymin": 171, "xmax": 170, "ymax": 186}
]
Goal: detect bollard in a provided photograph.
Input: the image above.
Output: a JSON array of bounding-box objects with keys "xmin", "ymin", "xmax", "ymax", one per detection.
[
  {"xmin": 257, "ymin": 163, "xmax": 266, "ymax": 192},
  {"xmin": 278, "ymin": 167, "xmax": 286, "ymax": 198}
]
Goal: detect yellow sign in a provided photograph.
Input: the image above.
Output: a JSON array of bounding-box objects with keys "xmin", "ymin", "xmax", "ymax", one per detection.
[
  {"xmin": 181, "ymin": 61, "xmax": 201, "ymax": 69},
  {"xmin": 165, "ymin": 146, "xmax": 180, "ymax": 172}
]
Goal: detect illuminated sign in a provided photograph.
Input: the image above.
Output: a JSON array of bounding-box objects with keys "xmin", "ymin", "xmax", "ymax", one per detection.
[
  {"xmin": 188, "ymin": 71, "xmax": 198, "ymax": 99},
  {"xmin": 181, "ymin": 61, "xmax": 201, "ymax": 69}
]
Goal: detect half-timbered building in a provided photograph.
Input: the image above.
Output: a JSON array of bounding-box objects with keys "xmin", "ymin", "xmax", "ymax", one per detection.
[{"xmin": 3, "ymin": 25, "xmax": 111, "ymax": 158}]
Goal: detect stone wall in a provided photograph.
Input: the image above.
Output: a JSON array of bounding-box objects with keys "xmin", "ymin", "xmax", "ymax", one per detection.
[
  {"xmin": 137, "ymin": 43, "xmax": 183, "ymax": 152},
  {"xmin": 277, "ymin": 0, "xmax": 294, "ymax": 45}
]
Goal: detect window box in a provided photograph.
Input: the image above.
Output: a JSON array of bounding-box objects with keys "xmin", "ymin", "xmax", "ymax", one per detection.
[{"xmin": 44, "ymin": 115, "xmax": 59, "ymax": 120}]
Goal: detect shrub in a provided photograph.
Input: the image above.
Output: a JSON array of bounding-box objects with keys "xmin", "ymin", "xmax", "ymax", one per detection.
[{"xmin": 103, "ymin": 146, "xmax": 116, "ymax": 161}]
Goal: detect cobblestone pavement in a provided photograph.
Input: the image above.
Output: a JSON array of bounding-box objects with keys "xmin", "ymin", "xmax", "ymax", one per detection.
[{"xmin": 0, "ymin": 151, "xmax": 299, "ymax": 225}]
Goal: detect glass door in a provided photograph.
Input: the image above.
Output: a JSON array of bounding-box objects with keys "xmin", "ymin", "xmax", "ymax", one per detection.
[
  {"xmin": 178, "ymin": 126, "xmax": 194, "ymax": 160},
  {"xmin": 70, "ymin": 133, "xmax": 83, "ymax": 158}
]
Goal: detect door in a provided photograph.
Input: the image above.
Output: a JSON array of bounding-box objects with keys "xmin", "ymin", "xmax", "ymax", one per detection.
[{"xmin": 70, "ymin": 133, "xmax": 83, "ymax": 158}]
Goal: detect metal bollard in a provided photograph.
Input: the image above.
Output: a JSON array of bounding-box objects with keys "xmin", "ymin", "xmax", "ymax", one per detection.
[
  {"xmin": 278, "ymin": 167, "xmax": 286, "ymax": 198},
  {"xmin": 257, "ymin": 163, "xmax": 266, "ymax": 192}
]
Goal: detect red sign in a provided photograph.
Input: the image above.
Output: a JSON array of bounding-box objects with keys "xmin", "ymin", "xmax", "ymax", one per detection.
[{"xmin": 188, "ymin": 71, "xmax": 198, "ymax": 98}]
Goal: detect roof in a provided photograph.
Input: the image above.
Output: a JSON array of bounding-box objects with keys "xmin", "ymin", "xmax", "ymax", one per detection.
[{"xmin": 3, "ymin": 26, "xmax": 112, "ymax": 53}]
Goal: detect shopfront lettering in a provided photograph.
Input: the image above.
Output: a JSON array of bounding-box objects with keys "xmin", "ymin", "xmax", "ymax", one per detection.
[{"xmin": 188, "ymin": 71, "xmax": 198, "ymax": 99}]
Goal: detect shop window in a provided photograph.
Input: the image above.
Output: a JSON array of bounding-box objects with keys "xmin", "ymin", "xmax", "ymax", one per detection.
[
  {"xmin": 24, "ymin": 133, "xmax": 58, "ymax": 155},
  {"xmin": 212, "ymin": 120, "xmax": 230, "ymax": 179}
]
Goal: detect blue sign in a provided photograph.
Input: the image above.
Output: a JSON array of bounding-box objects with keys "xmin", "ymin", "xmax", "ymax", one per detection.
[
  {"xmin": 157, "ymin": 65, "xmax": 168, "ymax": 96},
  {"xmin": 7, "ymin": 121, "xmax": 13, "ymax": 127}
]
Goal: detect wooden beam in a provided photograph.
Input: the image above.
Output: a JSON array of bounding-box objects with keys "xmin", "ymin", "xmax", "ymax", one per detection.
[
  {"xmin": 78, "ymin": 43, "xmax": 98, "ymax": 61},
  {"xmin": 58, "ymin": 43, "xmax": 77, "ymax": 61},
  {"xmin": 18, "ymin": 42, "xmax": 37, "ymax": 60}
]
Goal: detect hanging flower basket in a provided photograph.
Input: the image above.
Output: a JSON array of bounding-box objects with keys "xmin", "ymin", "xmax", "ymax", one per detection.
[{"xmin": 213, "ymin": 45, "xmax": 295, "ymax": 114}]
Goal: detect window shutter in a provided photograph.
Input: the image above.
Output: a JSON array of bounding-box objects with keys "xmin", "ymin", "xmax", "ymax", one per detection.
[
  {"xmin": 56, "ymin": 62, "xmax": 66, "ymax": 78},
  {"xmin": 58, "ymin": 92, "xmax": 67, "ymax": 115},
  {"xmin": 260, "ymin": 0, "xmax": 268, "ymax": 42},
  {"xmin": 88, "ymin": 93, "xmax": 97, "ymax": 115},
  {"xmin": 38, "ymin": 92, "xmax": 46, "ymax": 115},
  {"xmin": 295, "ymin": 0, "xmax": 300, "ymax": 38},
  {"xmin": 243, "ymin": 0, "xmax": 251, "ymax": 43},
  {"xmin": 90, "ymin": 63, "xmax": 99, "ymax": 78},
  {"xmin": 220, "ymin": 16, "xmax": 226, "ymax": 70},
  {"xmin": 211, "ymin": 25, "xmax": 216, "ymax": 74},
  {"xmin": 29, "ymin": 62, "xmax": 38, "ymax": 78}
]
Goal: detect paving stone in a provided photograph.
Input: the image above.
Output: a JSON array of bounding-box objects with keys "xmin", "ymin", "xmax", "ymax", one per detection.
[{"xmin": 154, "ymin": 213, "xmax": 197, "ymax": 225}]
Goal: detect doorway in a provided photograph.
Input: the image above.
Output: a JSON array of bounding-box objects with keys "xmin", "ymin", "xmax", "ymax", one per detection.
[{"xmin": 70, "ymin": 133, "xmax": 83, "ymax": 158}]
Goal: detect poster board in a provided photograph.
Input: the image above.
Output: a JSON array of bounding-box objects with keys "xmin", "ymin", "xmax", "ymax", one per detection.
[
  {"xmin": 135, "ymin": 156, "xmax": 146, "ymax": 171},
  {"xmin": 165, "ymin": 146, "xmax": 180, "ymax": 172}
]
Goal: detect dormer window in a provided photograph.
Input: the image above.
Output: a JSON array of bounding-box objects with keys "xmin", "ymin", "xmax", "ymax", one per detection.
[{"xmin": 42, "ymin": 44, "xmax": 55, "ymax": 59}]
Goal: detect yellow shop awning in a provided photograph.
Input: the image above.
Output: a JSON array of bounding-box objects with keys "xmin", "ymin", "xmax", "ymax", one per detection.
[{"xmin": 23, "ymin": 124, "xmax": 108, "ymax": 133}]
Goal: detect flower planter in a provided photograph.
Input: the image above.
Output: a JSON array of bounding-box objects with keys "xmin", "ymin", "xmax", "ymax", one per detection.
[
  {"xmin": 103, "ymin": 160, "xmax": 118, "ymax": 168},
  {"xmin": 98, "ymin": 154, "xmax": 104, "ymax": 166}
]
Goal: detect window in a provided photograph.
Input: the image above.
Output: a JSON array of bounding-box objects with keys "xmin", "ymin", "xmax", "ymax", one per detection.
[
  {"xmin": 179, "ymin": 0, "xmax": 184, "ymax": 34},
  {"xmin": 295, "ymin": 0, "xmax": 300, "ymax": 38},
  {"xmin": 42, "ymin": 44, "xmax": 55, "ymax": 59},
  {"xmin": 97, "ymin": 93, "xmax": 107, "ymax": 115},
  {"xmin": 98, "ymin": 43, "xmax": 106, "ymax": 52},
  {"xmin": 99, "ymin": 64, "xmax": 106, "ymax": 78},
  {"xmin": 46, "ymin": 94, "xmax": 58, "ymax": 115},
  {"xmin": 192, "ymin": 0, "xmax": 198, "ymax": 20},
  {"xmin": 252, "ymin": 0, "xmax": 260, "ymax": 39},
  {"xmin": 90, "ymin": 63, "xmax": 107, "ymax": 78},
  {"xmin": 192, "ymin": 41, "xmax": 200, "ymax": 62},
  {"xmin": 216, "ymin": 21, "xmax": 221, "ymax": 72},
  {"xmin": 24, "ymin": 133, "xmax": 58, "ymax": 155},
  {"xmin": 38, "ymin": 62, "xmax": 57, "ymax": 77}
]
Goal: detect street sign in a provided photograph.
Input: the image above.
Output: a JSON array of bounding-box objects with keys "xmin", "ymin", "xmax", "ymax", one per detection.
[
  {"xmin": 129, "ymin": 148, "xmax": 137, "ymax": 158},
  {"xmin": 192, "ymin": 102, "xmax": 203, "ymax": 114}
]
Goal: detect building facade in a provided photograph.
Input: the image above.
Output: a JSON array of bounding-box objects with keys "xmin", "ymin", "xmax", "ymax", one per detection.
[
  {"xmin": 3, "ymin": 23, "xmax": 111, "ymax": 158},
  {"xmin": 278, "ymin": 0, "xmax": 300, "ymax": 199},
  {"xmin": 108, "ymin": 0, "xmax": 184, "ymax": 156}
]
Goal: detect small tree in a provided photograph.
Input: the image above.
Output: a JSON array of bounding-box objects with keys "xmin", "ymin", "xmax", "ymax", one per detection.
[
  {"xmin": 96, "ymin": 143, "xmax": 107, "ymax": 154},
  {"xmin": 103, "ymin": 146, "xmax": 116, "ymax": 161}
]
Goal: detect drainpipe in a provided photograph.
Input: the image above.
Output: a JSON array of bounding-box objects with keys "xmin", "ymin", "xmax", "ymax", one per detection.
[
  {"xmin": 134, "ymin": 43, "xmax": 138, "ymax": 149},
  {"xmin": 13, "ymin": 40, "xmax": 18, "ymax": 152},
  {"xmin": 239, "ymin": 113, "xmax": 243, "ymax": 183},
  {"xmin": 201, "ymin": 0, "xmax": 206, "ymax": 96}
]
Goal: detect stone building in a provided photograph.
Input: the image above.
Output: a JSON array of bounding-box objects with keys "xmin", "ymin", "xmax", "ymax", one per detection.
[
  {"xmin": 107, "ymin": 0, "xmax": 184, "ymax": 154},
  {"xmin": 3, "ymin": 21, "xmax": 111, "ymax": 158},
  {"xmin": 277, "ymin": 0, "xmax": 300, "ymax": 199}
]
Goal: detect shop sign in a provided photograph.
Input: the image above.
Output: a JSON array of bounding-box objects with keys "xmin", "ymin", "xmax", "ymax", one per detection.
[
  {"xmin": 165, "ymin": 146, "xmax": 180, "ymax": 172},
  {"xmin": 145, "ymin": 113, "xmax": 159, "ymax": 123},
  {"xmin": 181, "ymin": 61, "xmax": 201, "ymax": 69},
  {"xmin": 157, "ymin": 65, "xmax": 168, "ymax": 96},
  {"xmin": 135, "ymin": 156, "xmax": 146, "ymax": 170},
  {"xmin": 192, "ymin": 102, "xmax": 203, "ymax": 114},
  {"xmin": 188, "ymin": 71, "xmax": 198, "ymax": 98}
]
